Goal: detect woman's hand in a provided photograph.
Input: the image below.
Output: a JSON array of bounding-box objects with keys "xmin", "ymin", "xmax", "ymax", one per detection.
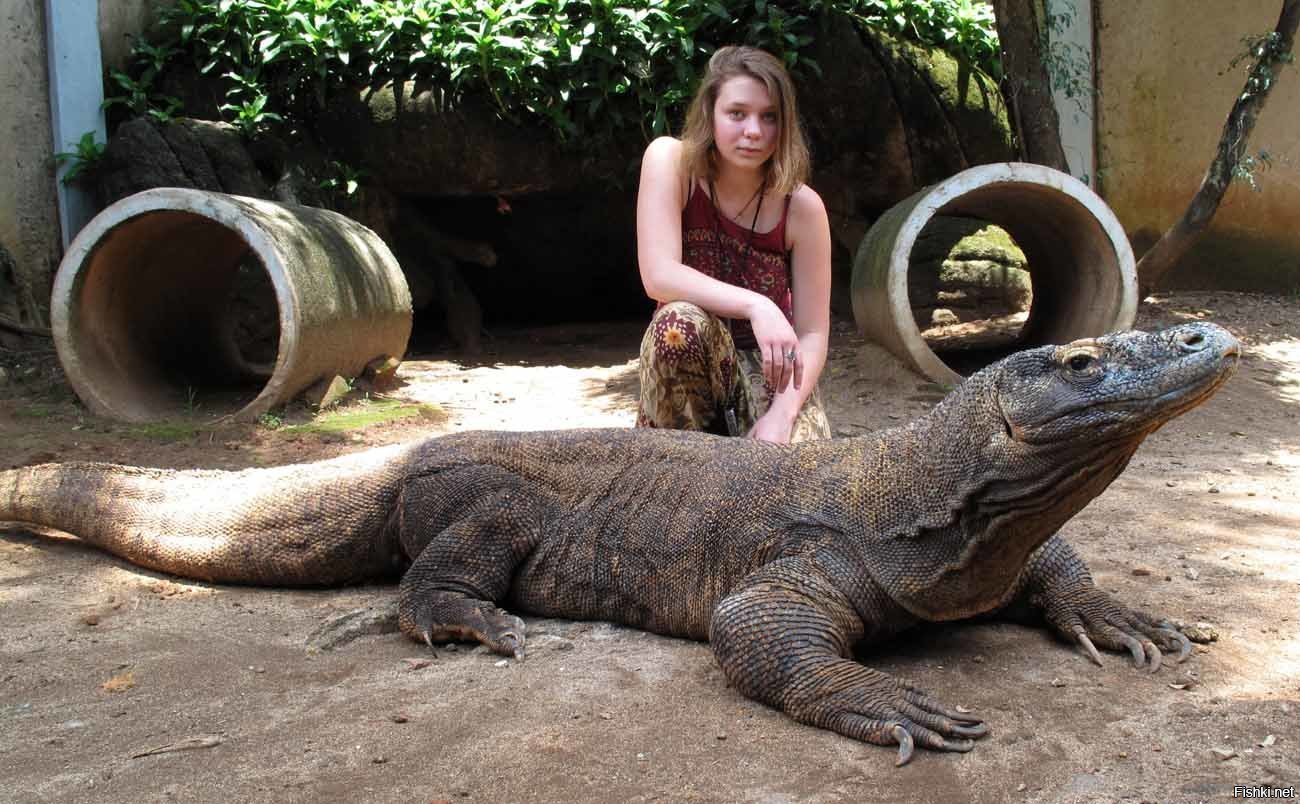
[
  {"xmin": 747, "ymin": 407, "xmax": 795, "ymax": 444},
  {"xmin": 748, "ymin": 296, "xmax": 803, "ymax": 395}
]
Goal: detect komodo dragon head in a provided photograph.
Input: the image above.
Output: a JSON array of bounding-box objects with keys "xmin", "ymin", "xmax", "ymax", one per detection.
[{"xmin": 870, "ymin": 321, "xmax": 1239, "ymax": 621}]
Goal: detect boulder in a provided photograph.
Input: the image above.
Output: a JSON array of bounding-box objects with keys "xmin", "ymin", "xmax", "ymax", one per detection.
[
  {"xmin": 96, "ymin": 118, "xmax": 269, "ymax": 205},
  {"xmin": 908, "ymin": 216, "xmax": 1031, "ymax": 328},
  {"xmin": 798, "ymin": 14, "xmax": 1014, "ymax": 262},
  {"xmin": 315, "ymin": 87, "xmax": 639, "ymax": 197}
]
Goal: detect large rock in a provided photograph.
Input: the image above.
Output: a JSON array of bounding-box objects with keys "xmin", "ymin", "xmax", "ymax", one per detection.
[
  {"xmin": 316, "ymin": 87, "xmax": 639, "ymax": 196},
  {"xmin": 96, "ymin": 118, "xmax": 270, "ymax": 205},
  {"xmin": 908, "ymin": 216, "xmax": 1031, "ymax": 328},
  {"xmin": 798, "ymin": 14, "xmax": 1014, "ymax": 262}
]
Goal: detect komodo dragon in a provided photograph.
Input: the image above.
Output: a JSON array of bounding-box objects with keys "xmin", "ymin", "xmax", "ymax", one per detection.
[{"xmin": 0, "ymin": 322, "xmax": 1238, "ymax": 764}]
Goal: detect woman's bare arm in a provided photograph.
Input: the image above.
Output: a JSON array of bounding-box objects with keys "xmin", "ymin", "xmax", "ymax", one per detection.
[{"xmin": 748, "ymin": 184, "xmax": 832, "ymax": 442}]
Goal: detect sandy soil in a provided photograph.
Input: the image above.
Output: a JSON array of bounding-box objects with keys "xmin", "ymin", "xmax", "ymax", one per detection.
[{"xmin": 1, "ymin": 291, "xmax": 1297, "ymax": 803}]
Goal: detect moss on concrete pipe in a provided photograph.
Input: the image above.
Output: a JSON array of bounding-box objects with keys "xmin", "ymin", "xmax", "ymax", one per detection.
[
  {"xmin": 51, "ymin": 188, "xmax": 412, "ymax": 422},
  {"xmin": 852, "ymin": 163, "xmax": 1136, "ymax": 386}
]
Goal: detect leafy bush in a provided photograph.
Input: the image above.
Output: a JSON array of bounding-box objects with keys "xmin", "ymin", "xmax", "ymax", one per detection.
[
  {"xmin": 841, "ymin": 0, "xmax": 1000, "ymax": 75},
  {"xmin": 54, "ymin": 132, "xmax": 107, "ymax": 185},
  {"xmin": 113, "ymin": 0, "xmax": 1000, "ymax": 143}
]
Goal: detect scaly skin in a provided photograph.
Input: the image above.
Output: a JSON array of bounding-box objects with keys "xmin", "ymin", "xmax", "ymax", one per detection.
[{"xmin": 0, "ymin": 323, "xmax": 1239, "ymax": 764}]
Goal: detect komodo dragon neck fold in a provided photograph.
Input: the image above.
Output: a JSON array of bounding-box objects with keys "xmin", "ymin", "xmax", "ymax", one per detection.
[{"xmin": 787, "ymin": 365, "xmax": 1159, "ymax": 623}]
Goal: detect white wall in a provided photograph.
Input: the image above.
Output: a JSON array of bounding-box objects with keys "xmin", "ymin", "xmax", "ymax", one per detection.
[{"xmin": 1047, "ymin": 0, "xmax": 1095, "ymax": 185}]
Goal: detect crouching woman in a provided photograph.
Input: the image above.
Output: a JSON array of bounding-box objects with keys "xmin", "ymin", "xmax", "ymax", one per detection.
[{"xmin": 634, "ymin": 46, "xmax": 833, "ymax": 445}]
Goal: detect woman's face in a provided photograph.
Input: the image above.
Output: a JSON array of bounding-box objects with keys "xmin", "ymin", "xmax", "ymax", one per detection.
[{"xmin": 711, "ymin": 75, "xmax": 779, "ymax": 174}]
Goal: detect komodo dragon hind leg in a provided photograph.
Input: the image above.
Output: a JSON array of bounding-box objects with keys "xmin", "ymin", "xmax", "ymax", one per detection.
[
  {"xmin": 1011, "ymin": 534, "xmax": 1192, "ymax": 672},
  {"xmin": 709, "ymin": 556, "xmax": 987, "ymax": 766},
  {"xmin": 394, "ymin": 469, "xmax": 548, "ymax": 660}
]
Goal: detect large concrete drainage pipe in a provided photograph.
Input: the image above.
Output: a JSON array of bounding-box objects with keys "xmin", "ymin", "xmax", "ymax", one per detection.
[
  {"xmin": 851, "ymin": 163, "xmax": 1136, "ymax": 386},
  {"xmin": 52, "ymin": 188, "xmax": 412, "ymax": 422}
]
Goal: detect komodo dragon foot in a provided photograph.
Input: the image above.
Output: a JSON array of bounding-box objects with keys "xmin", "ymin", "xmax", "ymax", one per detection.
[
  {"xmin": 786, "ymin": 665, "xmax": 990, "ymax": 766},
  {"xmin": 1035, "ymin": 583, "xmax": 1190, "ymax": 672},
  {"xmin": 711, "ymin": 556, "xmax": 989, "ymax": 766},
  {"xmin": 397, "ymin": 588, "xmax": 528, "ymax": 660},
  {"xmin": 1020, "ymin": 535, "xmax": 1192, "ymax": 672}
]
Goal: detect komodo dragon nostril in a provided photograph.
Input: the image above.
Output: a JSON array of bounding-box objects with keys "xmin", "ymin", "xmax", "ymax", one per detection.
[{"xmin": 1177, "ymin": 331, "xmax": 1206, "ymax": 352}]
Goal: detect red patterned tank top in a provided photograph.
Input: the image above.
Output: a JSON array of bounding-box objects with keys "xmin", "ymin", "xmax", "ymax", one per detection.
[{"xmin": 681, "ymin": 181, "xmax": 793, "ymax": 350}]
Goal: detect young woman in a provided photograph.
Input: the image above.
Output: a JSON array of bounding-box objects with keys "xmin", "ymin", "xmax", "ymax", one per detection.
[{"xmin": 634, "ymin": 46, "xmax": 833, "ymax": 445}]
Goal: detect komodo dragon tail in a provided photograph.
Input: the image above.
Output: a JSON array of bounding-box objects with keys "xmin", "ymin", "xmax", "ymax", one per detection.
[{"xmin": 0, "ymin": 443, "xmax": 415, "ymax": 586}]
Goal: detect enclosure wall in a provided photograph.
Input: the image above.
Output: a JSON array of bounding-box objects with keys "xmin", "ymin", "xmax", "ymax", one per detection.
[
  {"xmin": 0, "ymin": 1, "xmax": 162, "ymax": 329},
  {"xmin": 1096, "ymin": 0, "xmax": 1300, "ymax": 292}
]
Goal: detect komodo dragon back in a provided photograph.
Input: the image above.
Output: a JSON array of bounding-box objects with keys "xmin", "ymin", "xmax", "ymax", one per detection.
[{"xmin": 0, "ymin": 322, "xmax": 1241, "ymax": 765}]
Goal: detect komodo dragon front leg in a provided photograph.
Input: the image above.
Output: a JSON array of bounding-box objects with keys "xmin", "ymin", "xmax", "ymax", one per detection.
[
  {"xmin": 1006, "ymin": 533, "xmax": 1192, "ymax": 671},
  {"xmin": 709, "ymin": 553, "xmax": 987, "ymax": 766},
  {"xmin": 394, "ymin": 467, "xmax": 552, "ymax": 658}
]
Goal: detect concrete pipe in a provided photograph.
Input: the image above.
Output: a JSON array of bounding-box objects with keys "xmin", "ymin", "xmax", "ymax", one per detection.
[
  {"xmin": 851, "ymin": 163, "xmax": 1136, "ymax": 386},
  {"xmin": 51, "ymin": 188, "xmax": 412, "ymax": 422}
]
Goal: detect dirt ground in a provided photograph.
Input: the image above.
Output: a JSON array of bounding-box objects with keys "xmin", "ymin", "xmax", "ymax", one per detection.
[{"xmin": 2, "ymin": 290, "xmax": 1297, "ymax": 804}]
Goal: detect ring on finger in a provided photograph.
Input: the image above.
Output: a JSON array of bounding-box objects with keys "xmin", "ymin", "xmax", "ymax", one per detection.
[{"xmin": 784, "ymin": 348, "xmax": 797, "ymax": 362}]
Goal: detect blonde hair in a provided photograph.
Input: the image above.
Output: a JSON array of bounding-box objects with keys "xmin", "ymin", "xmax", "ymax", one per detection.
[{"xmin": 679, "ymin": 46, "xmax": 810, "ymax": 197}]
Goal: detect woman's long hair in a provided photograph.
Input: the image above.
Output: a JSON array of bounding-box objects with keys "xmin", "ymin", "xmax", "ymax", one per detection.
[{"xmin": 678, "ymin": 46, "xmax": 810, "ymax": 197}]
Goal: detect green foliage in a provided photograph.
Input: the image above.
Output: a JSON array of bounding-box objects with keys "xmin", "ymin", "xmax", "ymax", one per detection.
[
  {"xmin": 114, "ymin": 0, "xmax": 1000, "ymax": 143},
  {"xmin": 103, "ymin": 36, "xmax": 184, "ymax": 122},
  {"xmin": 318, "ymin": 160, "xmax": 366, "ymax": 197},
  {"xmin": 1233, "ymin": 149, "xmax": 1278, "ymax": 192},
  {"xmin": 1230, "ymin": 30, "xmax": 1295, "ymax": 101},
  {"xmin": 53, "ymin": 132, "xmax": 107, "ymax": 185},
  {"xmin": 839, "ymin": 0, "xmax": 1000, "ymax": 76},
  {"xmin": 220, "ymin": 91, "xmax": 285, "ymax": 136}
]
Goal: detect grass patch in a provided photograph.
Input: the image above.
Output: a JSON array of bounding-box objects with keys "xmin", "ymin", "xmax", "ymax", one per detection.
[
  {"xmin": 129, "ymin": 421, "xmax": 201, "ymax": 441},
  {"xmin": 281, "ymin": 398, "xmax": 445, "ymax": 436},
  {"xmin": 14, "ymin": 404, "xmax": 60, "ymax": 419}
]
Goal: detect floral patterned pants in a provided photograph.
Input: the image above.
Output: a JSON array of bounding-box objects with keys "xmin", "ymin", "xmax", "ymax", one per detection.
[{"xmin": 635, "ymin": 301, "xmax": 832, "ymax": 442}]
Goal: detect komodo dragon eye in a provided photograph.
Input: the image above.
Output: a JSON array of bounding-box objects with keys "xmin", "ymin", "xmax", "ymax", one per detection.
[{"xmin": 1061, "ymin": 348, "xmax": 1102, "ymax": 380}]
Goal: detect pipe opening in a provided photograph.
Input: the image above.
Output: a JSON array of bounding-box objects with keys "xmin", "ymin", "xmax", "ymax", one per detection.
[
  {"xmin": 66, "ymin": 210, "xmax": 280, "ymax": 420},
  {"xmin": 908, "ymin": 216, "xmax": 1033, "ymax": 377}
]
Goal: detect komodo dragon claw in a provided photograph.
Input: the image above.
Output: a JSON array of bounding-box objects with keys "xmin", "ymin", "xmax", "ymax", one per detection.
[
  {"xmin": 1043, "ymin": 586, "xmax": 1192, "ymax": 672},
  {"xmin": 1158, "ymin": 626, "xmax": 1194, "ymax": 662},
  {"xmin": 891, "ymin": 725, "xmax": 914, "ymax": 766},
  {"xmin": 790, "ymin": 676, "xmax": 988, "ymax": 767},
  {"xmin": 1075, "ymin": 630, "xmax": 1105, "ymax": 667}
]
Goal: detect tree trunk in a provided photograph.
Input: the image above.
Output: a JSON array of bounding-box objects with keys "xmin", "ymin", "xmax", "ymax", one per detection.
[
  {"xmin": 1136, "ymin": 0, "xmax": 1300, "ymax": 294},
  {"xmin": 992, "ymin": 0, "xmax": 1070, "ymax": 172}
]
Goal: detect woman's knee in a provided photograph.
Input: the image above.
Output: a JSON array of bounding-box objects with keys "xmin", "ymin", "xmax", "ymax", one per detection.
[
  {"xmin": 650, "ymin": 301, "xmax": 712, "ymax": 329},
  {"xmin": 644, "ymin": 302, "xmax": 718, "ymax": 366}
]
